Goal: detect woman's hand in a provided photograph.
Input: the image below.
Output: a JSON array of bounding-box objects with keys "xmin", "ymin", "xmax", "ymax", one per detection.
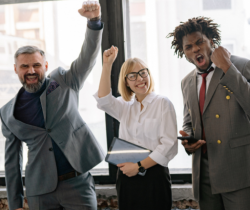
[
  {"xmin": 103, "ymin": 46, "xmax": 118, "ymax": 66},
  {"xmin": 117, "ymin": 162, "xmax": 139, "ymax": 177},
  {"xmin": 98, "ymin": 46, "xmax": 118, "ymax": 98}
]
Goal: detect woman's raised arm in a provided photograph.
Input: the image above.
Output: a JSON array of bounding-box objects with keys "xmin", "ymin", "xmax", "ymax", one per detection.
[{"xmin": 98, "ymin": 46, "xmax": 118, "ymax": 98}]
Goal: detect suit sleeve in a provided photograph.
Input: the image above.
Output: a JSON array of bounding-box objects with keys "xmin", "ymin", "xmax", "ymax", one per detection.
[
  {"xmin": 220, "ymin": 60, "xmax": 250, "ymax": 116},
  {"xmin": 181, "ymin": 82, "xmax": 193, "ymax": 136},
  {"xmin": 181, "ymin": 82, "xmax": 193, "ymax": 155},
  {"xmin": 59, "ymin": 24, "xmax": 103, "ymax": 91},
  {"xmin": 1, "ymin": 117, "xmax": 24, "ymax": 210}
]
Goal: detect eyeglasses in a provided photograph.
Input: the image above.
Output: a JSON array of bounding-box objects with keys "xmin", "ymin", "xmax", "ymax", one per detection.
[{"xmin": 125, "ymin": 68, "xmax": 149, "ymax": 81}]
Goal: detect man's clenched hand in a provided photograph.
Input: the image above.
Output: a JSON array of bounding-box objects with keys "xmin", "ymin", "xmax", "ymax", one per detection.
[
  {"xmin": 78, "ymin": 1, "xmax": 101, "ymax": 19},
  {"xmin": 211, "ymin": 46, "xmax": 231, "ymax": 73}
]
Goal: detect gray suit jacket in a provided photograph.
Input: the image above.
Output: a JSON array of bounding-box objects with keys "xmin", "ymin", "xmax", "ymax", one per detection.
[
  {"xmin": 0, "ymin": 27, "xmax": 105, "ymax": 210},
  {"xmin": 181, "ymin": 55, "xmax": 250, "ymax": 201}
]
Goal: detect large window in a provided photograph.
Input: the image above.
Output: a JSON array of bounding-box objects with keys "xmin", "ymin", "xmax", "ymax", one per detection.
[
  {"xmin": 128, "ymin": 0, "xmax": 250, "ymax": 174},
  {"xmin": 1, "ymin": 0, "xmax": 250, "ymax": 185}
]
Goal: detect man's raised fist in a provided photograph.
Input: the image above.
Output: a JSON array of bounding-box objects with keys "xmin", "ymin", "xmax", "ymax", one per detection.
[{"xmin": 78, "ymin": 1, "xmax": 101, "ymax": 19}]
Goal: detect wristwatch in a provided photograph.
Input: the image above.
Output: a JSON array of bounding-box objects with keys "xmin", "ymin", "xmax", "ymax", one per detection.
[{"xmin": 137, "ymin": 161, "xmax": 146, "ymax": 173}]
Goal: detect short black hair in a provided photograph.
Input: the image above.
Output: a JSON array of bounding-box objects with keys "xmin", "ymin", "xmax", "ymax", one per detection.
[{"xmin": 167, "ymin": 17, "xmax": 221, "ymax": 58}]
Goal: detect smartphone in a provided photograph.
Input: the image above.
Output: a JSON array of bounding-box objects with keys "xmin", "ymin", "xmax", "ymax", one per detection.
[{"xmin": 177, "ymin": 136, "xmax": 199, "ymax": 144}]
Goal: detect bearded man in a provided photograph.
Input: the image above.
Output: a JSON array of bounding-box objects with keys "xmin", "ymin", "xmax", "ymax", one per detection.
[
  {"xmin": 0, "ymin": 2, "xmax": 104, "ymax": 210},
  {"xmin": 167, "ymin": 17, "xmax": 250, "ymax": 210}
]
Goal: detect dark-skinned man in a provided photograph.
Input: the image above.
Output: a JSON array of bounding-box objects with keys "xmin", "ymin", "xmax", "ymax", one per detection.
[{"xmin": 167, "ymin": 17, "xmax": 250, "ymax": 210}]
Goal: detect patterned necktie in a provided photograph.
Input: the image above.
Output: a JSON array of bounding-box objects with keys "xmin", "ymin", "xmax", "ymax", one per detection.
[{"xmin": 199, "ymin": 67, "xmax": 214, "ymax": 154}]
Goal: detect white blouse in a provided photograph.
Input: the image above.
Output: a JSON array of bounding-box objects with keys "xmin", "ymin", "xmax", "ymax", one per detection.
[{"xmin": 94, "ymin": 91, "xmax": 178, "ymax": 167}]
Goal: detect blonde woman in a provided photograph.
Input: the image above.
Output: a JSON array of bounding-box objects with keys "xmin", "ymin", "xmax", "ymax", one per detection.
[{"xmin": 94, "ymin": 46, "xmax": 178, "ymax": 210}]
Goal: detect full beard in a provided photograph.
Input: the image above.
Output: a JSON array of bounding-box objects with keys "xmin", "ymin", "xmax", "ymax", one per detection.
[{"xmin": 20, "ymin": 73, "xmax": 45, "ymax": 93}]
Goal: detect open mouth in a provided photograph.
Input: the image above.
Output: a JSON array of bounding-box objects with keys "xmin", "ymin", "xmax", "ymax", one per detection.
[
  {"xmin": 25, "ymin": 75, "xmax": 39, "ymax": 84},
  {"xmin": 195, "ymin": 54, "xmax": 206, "ymax": 67}
]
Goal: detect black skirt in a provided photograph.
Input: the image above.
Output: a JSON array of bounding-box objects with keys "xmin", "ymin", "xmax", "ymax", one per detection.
[{"xmin": 116, "ymin": 164, "xmax": 172, "ymax": 210}]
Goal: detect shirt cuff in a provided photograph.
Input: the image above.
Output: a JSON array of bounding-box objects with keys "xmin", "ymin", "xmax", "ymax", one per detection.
[
  {"xmin": 149, "ymin": 150, "xmax": 169, "ymax": 167},
  {"xmin": 93, "ymin": 90, "xmax": 113, "ymax": 107},
  {"xmin": 87, "ymin": 19, "xmax": 102, "ymax": 30}
]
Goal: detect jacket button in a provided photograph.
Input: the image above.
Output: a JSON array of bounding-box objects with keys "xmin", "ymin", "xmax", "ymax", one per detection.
[
  {"xmin": 217, "ymin": 140, "xmax": 221, "ymax": 144},
  {"xmin": 226, "ymin": 95, "xmax": 230, "ymax": 100},
  {"xmin": 47, "ymin": 129, "xmax": 52, "ymax": 133},
  {"xmin": 216, "ymin": 114, "xmax": 220, "ymax": 118},
  {"xmin": 49, "ymin": 148, "xmax": 53, "ymax": 151}
]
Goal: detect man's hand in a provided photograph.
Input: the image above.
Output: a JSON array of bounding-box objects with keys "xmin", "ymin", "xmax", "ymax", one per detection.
[
  {"xmin": 179, "ymin": 130, "xmax": 206, "ymax": 153},
  {"xmin": 117, "ymin": 162, "xmax": 139, "ymax": 177},
  {"xmin": 211, "ymin": 46, "xmax": 232, "ymax": 73},
  {"xmin": 15, "ymin": 208, "xmax": 23, "ymax": 210},
  {"xmin": 103, "ymin": 46, "xmax": 118, "ymax": 66},
  {"xmin": 78, "ymin": 1, "xmax": 101, "ymax": 19}
]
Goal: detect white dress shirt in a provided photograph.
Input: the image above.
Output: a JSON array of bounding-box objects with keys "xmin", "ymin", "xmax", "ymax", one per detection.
[
  {"xmin": 196, "ymin": 63, "xmax": 216, "ymax": 100},
  {"xmin": 94, "ymin": 91, "xmax": 178, "ymax": 167}
]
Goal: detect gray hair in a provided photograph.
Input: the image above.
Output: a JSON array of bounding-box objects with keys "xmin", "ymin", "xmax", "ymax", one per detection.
[{"xmin": 14, "ymin": 46, "xmax": 46, "ymax": 63}]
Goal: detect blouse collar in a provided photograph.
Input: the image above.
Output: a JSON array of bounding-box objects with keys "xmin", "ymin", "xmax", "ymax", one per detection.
[{"xmin": 131, "ymin": 91, "xmax": 157, "ymax": 105}]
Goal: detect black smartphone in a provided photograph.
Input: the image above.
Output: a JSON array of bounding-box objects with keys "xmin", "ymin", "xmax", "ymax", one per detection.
[{"xmin": 177, "ymin": 136, "xmax": 199, "ymax": 144}]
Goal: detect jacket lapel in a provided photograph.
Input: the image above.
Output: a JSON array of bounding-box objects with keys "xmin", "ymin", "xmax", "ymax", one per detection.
[
  {"xmin": 8, "ymin": 89, "xmax": 44, "ymax": 139},
  {"xmin": 9, "ymin": 95, "xmax": 18, "ymax": 120},
  {"xmin": 189, "ymin": 71, "xmax": 202, "ymax": 126},
  {"xmin": 203, "ymin": 67, "xmax": 224, "ymax": 114},
  {"xmin": 40, "ymin": 78, "xmax": 50, "ymax": 122}
]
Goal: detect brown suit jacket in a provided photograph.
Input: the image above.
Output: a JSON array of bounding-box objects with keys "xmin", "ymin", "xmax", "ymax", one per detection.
[{"xmin": 181, "ymin": 55, "xmax": 250, "ymax": 200}]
